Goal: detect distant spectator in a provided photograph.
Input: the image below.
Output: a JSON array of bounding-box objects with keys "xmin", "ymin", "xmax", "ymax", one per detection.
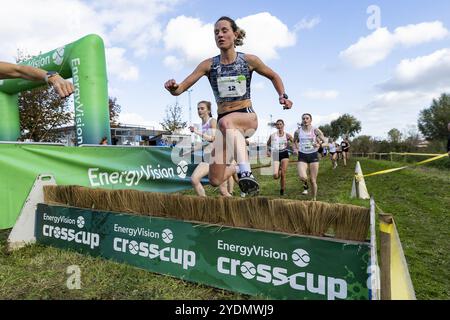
[{"xmin": 99, "ymin": 137, "xmax": 108, "ymax": 145}]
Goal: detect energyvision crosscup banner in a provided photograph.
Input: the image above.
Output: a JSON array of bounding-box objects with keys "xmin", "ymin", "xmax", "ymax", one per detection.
[
  {"xmin": 0, "ymin": 144, "xmax": 196, "ymax": 229},
  {"xmin": 35, "ymin": 204, "xmax": 371, "ymax": 300}
]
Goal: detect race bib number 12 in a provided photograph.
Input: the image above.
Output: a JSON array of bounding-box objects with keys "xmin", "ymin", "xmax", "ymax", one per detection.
[{"xmin": 217, "ymin": 75, "xmax": 247, "ymax": 98}]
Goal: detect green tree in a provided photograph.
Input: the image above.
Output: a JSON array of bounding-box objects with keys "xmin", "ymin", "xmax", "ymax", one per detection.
[
  {"xmin": 402, "ymin": 125, "xmax": 421, "ymax": 152},
  {"xmin": 109, "ymin": 96, "xmax": 121, "ymax": 127},
  {"xmin": 160, "ymin": 102, "xmax": 187, "ymax": 133},
  {"xmin": 350, "ymin": 135, "xmax": 373, "ymax": 153},
  {"xmin": 418, "ymin": 93, "xmax": 450, "ymax": 141},
  {"xmin": 387, "ymin": 128, "xmax": 402, "ymax": 143},
  {"xmin": 318, "ymin": 124, "xmax": 334, "ymax": 139},
  {"xmin": 330, "ymin": 114, "xmax": 361, "ymax": 138},
  {"xmin": 18, "ymin": 86, "xmax": 73, "ymax": 142}
]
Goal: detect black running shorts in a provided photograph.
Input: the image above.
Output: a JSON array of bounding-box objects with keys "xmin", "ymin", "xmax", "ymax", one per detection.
[
  {"xmin": 298, "ymin": 152, "xmax": 319, "ymax": 164},
  {"xmin": 272, "ymin": 150, "xmax": 290, "ymax": 162}
]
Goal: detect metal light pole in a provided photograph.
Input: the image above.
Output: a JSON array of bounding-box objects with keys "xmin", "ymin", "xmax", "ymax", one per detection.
[
  {"xmin": 269, "ymin": 114, "xmax": 273, "ymax": 137},
  {"xmin": 187, "ymin": 89, "xmax": 194, "ymax": 146},
  {"xmin": 187, "ymin": 89, "xmax": 193, "ymax": 125}
]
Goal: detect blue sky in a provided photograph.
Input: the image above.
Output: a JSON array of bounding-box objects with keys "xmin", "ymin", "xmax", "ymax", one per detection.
[{"xmin": 1, "ymin": 0, "xmax": 449, "ymax": 142}]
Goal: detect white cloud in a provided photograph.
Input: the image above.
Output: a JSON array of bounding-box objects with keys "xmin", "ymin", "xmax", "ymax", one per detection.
[
  {"xmin": 394, "ymin": 22, "xmax": 449, "ymax": 47},
  {"xmin": 93, "ymin": 0, "xmax": 181, "ymax": 58},
  {"xmin": 108, "ymin": 86, "xmax": 123, "ymax": 97},
  {"xmin": 314, "ymin": 113, "xmax": 341, "ymax": 126},
  {"xmin": 370, "ymin": 90, "xmax": 436, "ymax": 110},
  {"xmin": 340, "ymin": 28, "xmax": 394, "ymax": 68},
  {"xmin": 356, "ymin": 90, "xmax": 438, "ymax": 137},
  {"xmin": 106, "ymin": 47, "xmax": 139, "ymax": 80},
  {"xmin": 252, "ymin": 81, "xmax": 266, "ymax": 90},
  {"xmin": 163, "ymin": 12, "xmax": 296, "ymax": 70},
  {"xmin": 294, "ymin": 17, "xmax": 321, "ymax": 31},
  {"xmin": 340, "ymin": 21, "xmax": 449, "ymax": 68},
  {"xmin": 164, "ymin": 16, "xmax": 217, "ymax": 66},
  {"xmin": 163, "ymin": 56, "xmax": 184, "ymax": 71},
  {"xmin": 380, "ymin": 48, "xmax": 450, "ymax": 91},
  {"xmin": 119, "ymin": 112, "xmax": 163, "ymax": 129},
  {"xmin": 360, "ymin": 47, "xmax": 450, "ymax": 136},
  {"xmin": 237, "ymin": 12, "xmax": 296, "ymax": 61},
  {"xmin": 0, "ymin": 0, "xmax": 179, "ymax": 81},
  {"xmin": 0, "ymin": 0, "xmax": 106, "ymax": 61},
  {"xmin": 302, "ymin": 90, "xmax": 339, "ymax": 100}
]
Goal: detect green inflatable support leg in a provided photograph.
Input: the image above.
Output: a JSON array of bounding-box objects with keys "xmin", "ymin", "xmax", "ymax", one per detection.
[{"xmin": 0, "ymin": 34, "xmax": 110, "ymax": 145}]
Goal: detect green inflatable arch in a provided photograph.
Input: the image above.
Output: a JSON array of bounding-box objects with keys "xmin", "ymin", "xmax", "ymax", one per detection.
[{"xmin": 0, "ymin": 34, "xmax": 110, "ymax": 145}]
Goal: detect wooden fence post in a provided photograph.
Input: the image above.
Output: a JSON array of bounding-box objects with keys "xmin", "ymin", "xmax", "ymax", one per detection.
[{"xmin": 380, "ymin": 214, "xmax": 392, "ymax": 300}]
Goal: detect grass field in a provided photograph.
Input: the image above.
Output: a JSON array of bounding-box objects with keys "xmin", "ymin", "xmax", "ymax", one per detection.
[{"xmin": 0, "ymin": 156, "xmax": 448, "ymax": 299}]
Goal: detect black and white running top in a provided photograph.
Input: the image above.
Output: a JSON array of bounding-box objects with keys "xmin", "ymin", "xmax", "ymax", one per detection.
[
  {"xmin": 208, "ymin": 52, "xmax": 252, "ymax": 103},
  {"xmin": 341, "ymin": 141, "xmax": 350, "ymax": 152}
]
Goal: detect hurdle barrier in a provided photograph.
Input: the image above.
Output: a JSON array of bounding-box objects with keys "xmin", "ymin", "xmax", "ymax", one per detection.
[{"xmin": 6, "ymin": 174, "xmax": 404, "ymax": 300}]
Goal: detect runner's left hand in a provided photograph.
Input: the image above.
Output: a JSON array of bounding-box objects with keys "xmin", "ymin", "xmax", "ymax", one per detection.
[{"xmin": 279, "ymin": 97, "xmax": 293, "ymax": 110}]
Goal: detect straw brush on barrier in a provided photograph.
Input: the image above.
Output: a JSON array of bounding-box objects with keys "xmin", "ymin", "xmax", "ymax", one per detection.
[{"xmin": 43, "ymin": 185, "xmax": 370, "ymax": 241}]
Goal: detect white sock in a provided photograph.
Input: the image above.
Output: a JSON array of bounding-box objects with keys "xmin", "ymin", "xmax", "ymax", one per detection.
[{"xmin": 238, "ymin": 163, "xmax": 251, "ymax": 173}]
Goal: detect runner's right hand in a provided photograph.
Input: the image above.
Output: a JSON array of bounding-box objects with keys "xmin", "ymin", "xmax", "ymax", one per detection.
[
  {"xmin": 48, "ymin": 75, "xmax": 74, "ymax": 98},
  {"xmin": 164, "ymin": 79, "xmax": 179, "ymax": 93}
]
